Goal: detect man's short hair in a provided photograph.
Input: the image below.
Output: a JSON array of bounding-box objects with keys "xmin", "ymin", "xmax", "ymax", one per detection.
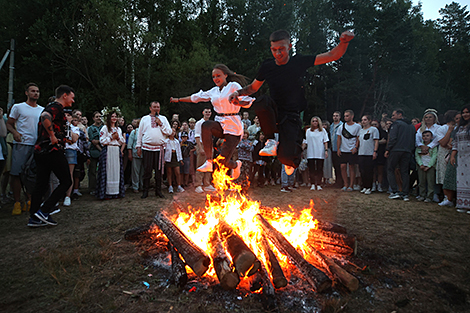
[
  {"xmin": 72, "ymin": 114, "xmax": 80, "ymax": 119},
  {"xmin": 394, "ymin": 109, "xmax": 404, "ymax": 116},
  {"xmin": 150, "ymin": 101, "xmax": 159, "ymax": 106},
  {"xmin": 422, "ymin": 130, "xmax": 433, "ymax": 137},
  {"xmin": 270, "ymin": 30, "xmax": 290, "ymax": 43},
  {"xmin": 55, "ymin": 85, "xmax": 74, "ymax": 99},
  {"xmin": 188, "ymin": 117, "xmax": 196, "ymax": 123},
  {"xmin": 344, "ymin": 109, "xmax": 354, "ymax": 116},
  {"xmin": 333, "ymin": 111, "xmax": 341, "ymax": 115},
  {"xmin": 25, "ymin": 83, "xmax": 38, "ymax": 92}
]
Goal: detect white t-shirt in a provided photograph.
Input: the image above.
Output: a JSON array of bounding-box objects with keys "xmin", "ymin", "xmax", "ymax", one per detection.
[
  {"xmin": 191, "ymin": 82, "xmax": 254, "ymax": 137},
  {"xmin": 9, "ymin": 102, "xmax": 44, "ymax": 145},
  {"xmin": 358, "ymin": 126, "xmax": 380, "ymax": 156},
  {"xmin": 65, "ymin": 125, "xmax": 81, "ymax": 151},
  {"xmin": 194, "ymin": 118, "xmax": 206, "ymax": 139},
  {"xmin": 336, "ymin": 123, "xmax": 362, "ymax": 153},
  {"xmin": 303, "ymin": 128, "xmax": 329, "ymax": 159}
]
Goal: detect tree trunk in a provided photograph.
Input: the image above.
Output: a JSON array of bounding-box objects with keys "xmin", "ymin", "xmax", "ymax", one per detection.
[
  {"xmin": 256, "ymin": 214, "xmax": 331, "ymax": 292},
  {"xmin": 218, "ymin": 220, "xmax": 259, "ymax": 277},
  {"xmin": 169, "ymin": 242, "xmax": 188, "ymax": 288},
  {"xmin": 208, "ymin": 230, "xmax": 240, "ymax": 290},
  {"xmin": 153, "ymin": 211, "xmax": 210, "ymax": 277},
  {"xmin": 259, "ymin": 235, "xmax": 288, "ymax": 289}
]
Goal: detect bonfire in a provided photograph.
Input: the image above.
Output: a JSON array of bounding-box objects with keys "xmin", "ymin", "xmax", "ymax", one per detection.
[{"xmin": 125, "ymin": 156, "xmax": 358, "ymax": 309}]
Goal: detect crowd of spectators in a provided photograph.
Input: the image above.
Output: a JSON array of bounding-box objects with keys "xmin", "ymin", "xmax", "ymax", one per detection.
[{"xmin": 4, "ymin": 82, "xmax": 470, "ymax": 227}]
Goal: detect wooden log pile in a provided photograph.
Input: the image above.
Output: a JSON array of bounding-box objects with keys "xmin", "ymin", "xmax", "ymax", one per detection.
[{"xmin": 125, "ymin": 204, "xmax": 360, "ymax": 302}]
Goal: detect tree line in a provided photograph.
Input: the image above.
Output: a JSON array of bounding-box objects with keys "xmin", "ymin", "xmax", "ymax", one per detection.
[{"xmin": 1, "ymin": 0, "xmax": 469, "ymax": 123}]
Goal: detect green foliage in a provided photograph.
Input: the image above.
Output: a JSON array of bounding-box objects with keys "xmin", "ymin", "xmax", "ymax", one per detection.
[{"xmin": 0, "ymin": 0, "xmax": 468, "ymax": 122}]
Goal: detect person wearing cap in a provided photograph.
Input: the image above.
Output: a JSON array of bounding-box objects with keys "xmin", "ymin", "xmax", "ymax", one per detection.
[{"xmin": 170, "ymin": 64, "xmax": 255, "ymax": 180}]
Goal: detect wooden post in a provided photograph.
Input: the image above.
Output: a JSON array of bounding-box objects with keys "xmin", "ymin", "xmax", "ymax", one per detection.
[
  {"xmin": 259, "ymin": 235, "xmax": 288, "ymax": 289},
  {"xmin": 169, "ymin": 243, "xmax": 188, "ymax": 288}
]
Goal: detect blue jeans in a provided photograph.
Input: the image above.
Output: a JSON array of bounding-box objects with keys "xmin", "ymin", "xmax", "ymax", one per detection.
[{"xmin": 281, "ymin": 165, "xmax": 297, "ymax": 187}]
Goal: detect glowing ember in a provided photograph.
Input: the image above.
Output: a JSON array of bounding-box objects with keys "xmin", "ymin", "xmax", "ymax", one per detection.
[{"xmin": 172, "ymin": 156, "xmax": 319, "ymax": 278}]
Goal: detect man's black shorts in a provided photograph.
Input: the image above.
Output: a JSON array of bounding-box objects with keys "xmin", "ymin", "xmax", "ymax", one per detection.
[{"xmin": 339, "ymin": 152, "xmax": 358, "ymax": 165}]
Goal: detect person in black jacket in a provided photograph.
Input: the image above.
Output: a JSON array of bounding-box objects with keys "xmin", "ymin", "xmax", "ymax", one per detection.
[{"xmin": 385, "ymin": 109, "xmax": 416, "ymax": 201}]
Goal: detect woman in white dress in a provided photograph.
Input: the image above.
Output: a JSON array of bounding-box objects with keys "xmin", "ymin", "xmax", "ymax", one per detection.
[
  {"xmin": 96, "ymin": 110, "xmax": 125, "ymax": 199},
  {"xmin": 302, "ymin": 116, "xmax": 329, "ymax": 191},
  {"xmin": 170, "ymin": 64, "xmax": 254, "ymax": 178}
]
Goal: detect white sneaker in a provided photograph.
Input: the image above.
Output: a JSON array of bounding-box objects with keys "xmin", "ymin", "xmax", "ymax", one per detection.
[
  {"xmin": 360, "ymin": 188, "xmax": 367, "ymax": 193},
  {"xmin": 371, "ymin": 183, "xmax": 377, "ymax": 192},
  {"xmin": 284, "ymin": 165, "xmax": 295, "ymax": 176},
  {"xmin": 195, "ymin": 186, "xmax": 204, "ymax": 193},
  {"xmin": 259, "ymin": 139, "xmax": 278, "ymax": 156},
  {"xmin": 316, "ymin": 185, "xmax": 322, "ymax": 191},
  {"xmin": 73, "ymin": 191, "xmax": 83, "ymax": 196},
  {"xmin": 168, "ymin": 186, "xmax": 174, "ymax": 193},
  {"xmin": 204, "ymin": 185, "xmax": 216, "ymax": 192},
  {"xmin": 438, "ymin": 199, "xmax": 454, "ymax": 207},
  {"xmin": 63, "ymin": 196, "xmax": 71, "ymax": 206},
  {"xmin": 456, "ymin": 208, "xmax": 467, "ymax": 213},
  {"xmin": 177, "ymin": 185, "xmax": 185, "ymax": 193},
  {"xmin": 197, "ymin": 160, "xmax": 213, "ymax": 172},
  {"xmin": 310, "ymin": 184, "xmax": 316, "ymax": 190},
  {"xmin": 353, "ymin": 185, "xmax": 361, "ymax": 191},
  {"xmin": 231, "ymin": 160, "xmax": 242, "ymax": 179},
  {"xmin": 364, "ymin": 188, "xmax": 372, "ymax": 195}
]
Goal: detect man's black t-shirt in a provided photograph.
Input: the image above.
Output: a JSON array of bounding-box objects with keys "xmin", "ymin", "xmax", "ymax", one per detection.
[{"xmin": 255, "ymin": 54, "xmax": 316, "ymax": 113}]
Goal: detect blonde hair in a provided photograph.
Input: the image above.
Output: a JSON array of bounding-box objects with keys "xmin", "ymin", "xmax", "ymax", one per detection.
[
  {"xmin": 310, "ymin": 116, "xmax": 323, "ymax": 131},
  {"xmin": 420, "ymin": 109, "xmax": 439, "ymax": 132}
]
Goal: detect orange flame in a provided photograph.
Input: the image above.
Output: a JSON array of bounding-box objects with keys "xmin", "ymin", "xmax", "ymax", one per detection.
[{"xmin": 172, "ymin": 156, "xmax": 318, "ymax": 278}]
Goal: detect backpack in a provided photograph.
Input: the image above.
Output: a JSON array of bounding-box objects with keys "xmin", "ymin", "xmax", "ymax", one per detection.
[{"xmin": 20, "ymin": 153, "xmax": 36, "ymax": 195}]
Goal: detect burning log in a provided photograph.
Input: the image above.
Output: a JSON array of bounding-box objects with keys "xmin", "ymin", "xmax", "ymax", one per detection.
[
  {"xmin": 257, "ymin": 262, "xmax": 277, "ymax": 310},
  {"xmin": 259, "ymin": 236, "xmax": 288, "ymax": 289},
  {"xmin": 169, "ymin": 243, "xmax": 188, "ymax": 288},
  {"xmin": 153, "ymin": 211, "xmax": 211, "ymax": 277},
  {"xmin": 256, "ymin": 214, "xmax": 331, "ymax": 292},
  {"xmin": 316, "ymin": 220, "xmax": 348, "ymax": 234},
  {"xmin": 304, "ymin": 245, "xmax": 359, "ymax": 292},
  {"xmin": 308, "ymin": 229, "xmax": 356, "ymax": 256},
  {"xmin": 208, "ymin": 230, "xmax": 240, "ymax": 290},
  {"xmin": 218, "ymin": 220, "xmax": 260, "ymax": 277}
]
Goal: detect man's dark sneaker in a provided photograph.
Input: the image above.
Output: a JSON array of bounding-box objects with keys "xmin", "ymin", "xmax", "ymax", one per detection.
[
  {"xmin": 35, "ymin": 209, "xmax": 58, "ymax": 226},
  {"xmin": 155, "ymin": 190, "xmax": 165, "ymax": 198},
  {"xmin": 50, "ymin": 207, "xmax": 61, "ymax": 215},
  {"xmin": 27, "ymin": 217, "xmax": 47, "ymax": 227}
]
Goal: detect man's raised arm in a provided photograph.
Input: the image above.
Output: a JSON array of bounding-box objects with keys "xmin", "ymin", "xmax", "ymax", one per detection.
[
  {"xmin": 229, "ymin": 79, "xmax": 264, "ymax": 104},
  {"xmin": 314, "ymin": 31, "xmax": 354, "ymax": 65}
]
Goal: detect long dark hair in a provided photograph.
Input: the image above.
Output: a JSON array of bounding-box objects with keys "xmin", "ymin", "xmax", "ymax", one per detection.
[
  {"xmin": 458, "ymin": 105, "xmax": 470, "ymax": 135},
  {"xmin": 106, "ymin": 111, "xmax": 118, "ymax": 132},
  {"xmin": 213, "ymin": 64, "xmax": 249, "ymax": 87}
]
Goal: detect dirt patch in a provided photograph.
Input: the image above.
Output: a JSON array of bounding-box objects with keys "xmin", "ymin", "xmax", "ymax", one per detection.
[{"xmin": 1, "ymin": 185, "xmax": 470, "ymax": 312}]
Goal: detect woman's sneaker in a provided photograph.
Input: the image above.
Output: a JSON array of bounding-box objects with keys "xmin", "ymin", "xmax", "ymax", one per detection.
[
  {"xmin": 259, "ymin": 139, "xmax": 278, "ymax": 156},
  {"xmin": 438, "ymin": 199, "xmax": 454, "ymax": 207}
]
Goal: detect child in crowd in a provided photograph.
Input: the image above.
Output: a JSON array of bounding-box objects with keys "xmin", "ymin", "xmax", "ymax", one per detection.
[
  {"xmin": 415, "ymin": 130, "xmax": 438, "ymax": 202},
  {"xmin": 179, "ymin": 132, "xmax": 195, "ymax": 188},
  {"xmin": 236, "ymin": 130, "xmax": 254, "ymax": 190},
  {"xmin": 252, "ymin": 131, "xmax": 268, "ymax": 187},
  {"xmin": 164, "ymin": 128, "xmax": 184, "ymax": 193}
]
